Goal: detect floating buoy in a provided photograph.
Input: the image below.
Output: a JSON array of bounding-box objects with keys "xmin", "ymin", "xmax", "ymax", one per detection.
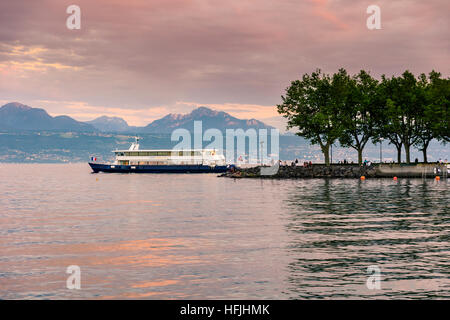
[
  {"xmin": 393, "ymin": 176, "xmax": 398, "ymax": 181},
  {"xmin": 436, "ymin": 176, "xmax": 440, "ymax": 181},
  {"xmin": 360, "ymin": 176, "xmax": 366, "ymax": 180}
]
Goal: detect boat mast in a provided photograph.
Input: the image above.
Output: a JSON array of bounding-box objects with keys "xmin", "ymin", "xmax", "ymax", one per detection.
[{"xmin": 129, "ymin": 136, "xmax": 141, "ymax": 151}]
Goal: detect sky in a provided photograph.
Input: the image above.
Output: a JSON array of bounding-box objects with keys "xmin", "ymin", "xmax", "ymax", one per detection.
[{"xmin": 0, "ymin": 0, "xmax": 448, "ymax": 130}]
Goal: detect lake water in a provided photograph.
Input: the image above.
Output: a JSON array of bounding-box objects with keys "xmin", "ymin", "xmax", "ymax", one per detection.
[{"xmin": 0, "ymin": 163, "xmax": 449, "ymax": 299}]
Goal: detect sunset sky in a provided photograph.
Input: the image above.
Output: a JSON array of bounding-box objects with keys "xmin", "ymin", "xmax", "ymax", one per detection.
[{"xmin": 0, "ymin": 0, "xmax": 448, "ymax": 129}]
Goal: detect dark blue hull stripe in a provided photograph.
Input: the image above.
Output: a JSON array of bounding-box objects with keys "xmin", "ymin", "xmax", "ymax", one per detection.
[{"xmin": 89, "ymin": 163, "xmax": 228, "ymax": 173}]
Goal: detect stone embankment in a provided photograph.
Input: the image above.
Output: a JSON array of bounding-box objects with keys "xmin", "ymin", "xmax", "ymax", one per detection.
[{"xmin": 219, "ymin": 163, "xmax": 449, "ymax": 179}]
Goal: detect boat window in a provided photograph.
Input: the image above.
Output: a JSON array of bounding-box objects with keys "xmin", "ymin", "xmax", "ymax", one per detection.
[
  {"xmin": 126, "ymin": 152, "xmax": 139, "ymax": 157},
  {"xmin": 157, "ymin": 151, "xmax": 170, "ymax": 156},
  {"xmin": 171, "ymin": 151, "xmax": 202, "ymax": 156},
  {"xmin": 120, "ymin": 150, "xmax": 206, "ymax": 157}
]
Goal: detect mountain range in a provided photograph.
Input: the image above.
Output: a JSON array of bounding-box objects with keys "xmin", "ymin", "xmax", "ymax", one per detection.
[
  {"xmin": 0, "ymin": 102, "xmax": 94, "ymax": 131},
  {"xmin": 0, "ymin": 102, "xmax": 273, "ymax": 133}
]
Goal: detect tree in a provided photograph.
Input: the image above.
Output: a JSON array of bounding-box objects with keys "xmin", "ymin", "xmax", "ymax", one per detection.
[
  {"xmin": 337, "ymin": 70, "xmax": 380, "ymax": 165},
  {"xmin": 376, "ymin": 76, "xmax": 402, "ymax": 163},
  {"xmin": 428, "ymin": 72, "xmax": 450, "ymax": 143},
  {"xmin": 378, "ymin": 71, "xmax": 421, "ymax": 164},
  {"xmin": 414, "ymin": 72, "xmax": 437, "ymax": 163},
  {"xmin": 277, "ymin": 69, "xmax": 342, "ymax": 166}
]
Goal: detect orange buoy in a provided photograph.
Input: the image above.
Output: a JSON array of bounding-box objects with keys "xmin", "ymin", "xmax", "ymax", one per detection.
[
  {"xmin": 393, "ymin": 176, "xmax": 398, "ymax": 181},
  {"xmin": 360, "ymin": 176, "xmax": 366, "ymax": 180},
  {"xmin": 436, "ymin": 176, "xmax": 440, "ymax": 181}
]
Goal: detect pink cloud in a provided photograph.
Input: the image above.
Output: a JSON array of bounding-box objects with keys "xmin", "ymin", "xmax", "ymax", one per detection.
[{"xmin": 310, "ymin": 0, "xmax": 349, "ymax": 29}]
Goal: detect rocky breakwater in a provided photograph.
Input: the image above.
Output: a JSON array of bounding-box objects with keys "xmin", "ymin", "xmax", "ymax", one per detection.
[{"xmin": 220, "ymin": 164, "xmax": 377, "ymax": 179}]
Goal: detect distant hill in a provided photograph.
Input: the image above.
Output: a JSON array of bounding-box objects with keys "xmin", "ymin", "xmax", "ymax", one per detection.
[
  {"xmin": 141, "ymin": 107, "xmax": 273, "ymax": 133},
  {"xmin": 0, "ymin": 102, "xmax": 95, "ymax": 132},
  {"xmin": 86, "ymin": 116, "xmax": 136, "ymax": 132}
]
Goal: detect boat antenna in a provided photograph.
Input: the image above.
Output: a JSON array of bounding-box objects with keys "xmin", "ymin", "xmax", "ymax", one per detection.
[{"xmin": 129, "ymin": 136, "xmax": 141, "ymax": 151}]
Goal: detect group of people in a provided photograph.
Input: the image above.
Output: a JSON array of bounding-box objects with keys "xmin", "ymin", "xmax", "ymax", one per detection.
[
  {"xmin": 362, "ymin": 159, "xmax": 373, "ymax": 167},
  {"xmin": 277, "ymin": 159, "xmax": 313, "ymax": 167},
  {"xmin": 272, "ymin": 157, "xmax": 448, "ymax": 167},
  {"xmin": 278, "ymin": 158, "xmax": 373, "ymax": 166},
  {"xmin": 337, "ymin": 159, "xmax": 353, "ymax": 164},
  {"xmin": 302, "ymin": 160, "xmax": 313, "ymax": 167}
]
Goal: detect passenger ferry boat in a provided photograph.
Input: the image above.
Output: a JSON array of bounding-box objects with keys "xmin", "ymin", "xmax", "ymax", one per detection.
[{"xmin": 89, "ymin": 137, "xmax": 228, "ymax": 173}]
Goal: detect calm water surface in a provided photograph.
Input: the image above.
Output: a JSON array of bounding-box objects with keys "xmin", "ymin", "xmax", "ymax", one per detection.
[{"xmin": 0, "ymin": 164, "xmax": 449, "ymax": 299}]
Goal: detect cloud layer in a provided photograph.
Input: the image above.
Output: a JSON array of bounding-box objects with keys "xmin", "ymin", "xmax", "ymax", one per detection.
[{"xmin": 0, "ymin": 0, "xmax": 448, "ymax": 127}]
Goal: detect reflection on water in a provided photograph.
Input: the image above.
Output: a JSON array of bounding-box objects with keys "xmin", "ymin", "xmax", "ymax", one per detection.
[
  {"xmin": 284, "ymin": 179, "xmax": 450, "ymax": 299},
  {"xmin": 0, "ymin": 164, "xmax": 449, "ymax": 299}
]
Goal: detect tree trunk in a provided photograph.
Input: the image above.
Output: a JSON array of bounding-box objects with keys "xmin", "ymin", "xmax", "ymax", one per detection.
[
  {"xmin": 422, "ymin": 140, "xmax": 430, "ymax": 163},
  {"xmin": 321, "ymin": 145, "xmax": 330, "ymax": 166},
  {"xmin": 404, "ymin": 143, "xmax": 411, "ymax": 164},
  {"xmin": 396, "ymin": 146, "xmax": 402, "ymax": 164},
  {"xmin": 357, "ymin": 148, "xmax": 363, "ymax": 165}
]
